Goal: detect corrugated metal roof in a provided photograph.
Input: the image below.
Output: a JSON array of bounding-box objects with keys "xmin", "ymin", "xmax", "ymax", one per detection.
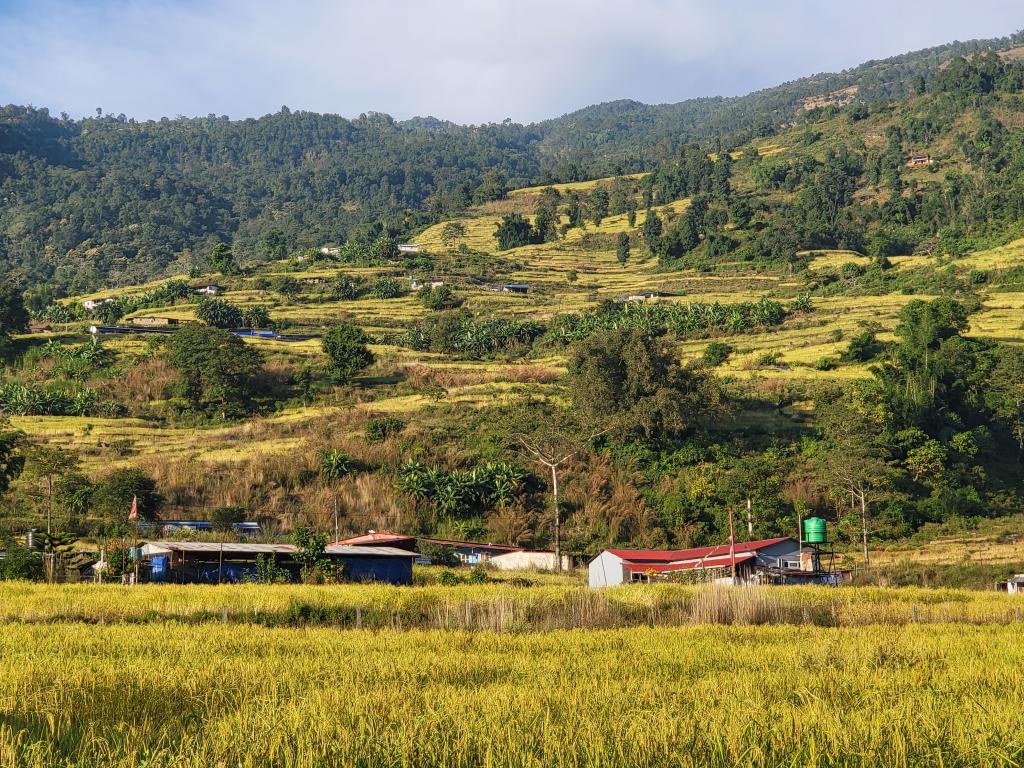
[
  {"xmin": 623, "ymin": 553, "xmax": 756, "ymax": 573},
  {"xmin": 418, "ymin": 537, "xmax": 523, "ymax": 552},
  {"xmin": 141, "ymin": 541, "xmax": 416, "ymax": 558},
  {"xmin": 607, "ymin": 537, "xmax": 793, "ymax": 563},
  {"xmin": 332, "ymin": 532, "xmax": 416, "ymax": 546}
]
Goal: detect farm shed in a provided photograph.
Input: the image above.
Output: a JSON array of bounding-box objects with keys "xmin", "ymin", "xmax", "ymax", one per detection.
[
  {"xmin": 488, "ymin": 551, "xmax": 571, "ymax": 572},
  {"xmin": 138, "ymin": 541, "xmax": 416, "ymax": 584},
  {"xmin": 501, "ymin": 284, "xmax": 530, "ymax": 294},
  {"xmin": 418, "ymin": 537, "xmax": 524, "ymax": 565},
  {"xmin": 131, "ymin": 316, "xmax": 178, "ymax": 327},
  {"xmin": 589, "ymin": 537, "xmax": 841, "ymax": 587}
]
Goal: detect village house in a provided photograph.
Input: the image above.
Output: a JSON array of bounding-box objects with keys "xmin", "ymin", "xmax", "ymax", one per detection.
[
  {"xmin": 194, "ymin": 283, "xmax": 223, "ymax": 296},
  {"xmin": 82, "ymin": 298, "xmax": 114, "ymax": 311},
  {"xmin": 501, "ymin": 284, "xmax": 530, "ymax": 295},
  {"xmin": 137, "ymin": 541, "xmax": 417, "ymax": 584},
  {"xmin": 397, "ymin": 244, "xmax": 421, "ymax": 253},
  {"xmin": 131, "ymin": 316, "xmax": 178, "ymax": 327},
  {"xmin": 908, "ymin": 154, "xmax": 932, "ymax": 167},
  {"xmin": 588, "ymin": 537, "xmax": 844, "ymax": 587},
  {"xmin": 410, "ymin": 279, "xmax": 444, "ymax": 291}
]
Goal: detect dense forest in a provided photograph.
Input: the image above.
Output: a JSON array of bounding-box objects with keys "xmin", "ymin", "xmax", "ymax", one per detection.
[{"xmin": 2, "ymin": 30, "xmax": 1024, "ymax": 295}]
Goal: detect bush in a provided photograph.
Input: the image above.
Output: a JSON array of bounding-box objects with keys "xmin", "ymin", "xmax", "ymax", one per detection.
[
  {"xmin": 814, "ymin": 357, "xmax": 836, "ymax": 371},
  {"xmin": 0, "ymin": 539, "xmax": 43, "ymax": 580},
  {"xmin": 702, "ymin": 342, "xmax": 734, "ymax": 367},
  {"xmin": 365, "ymin": 416, "xmax": 404, "ymax": 443},
  {"xmin": 196, "ymin": 298, "xmax": 243, "ymax": 329},
  {"xmin": 321, "ymin": 323, "xmax": 374, "ymax": 384},
  {"xmin": 210, "ymin": 506, "xmax": 247, "ymax": 532},
  {"xmin": 417, "ymin": 284, "xmax": 460, "ymax": 310},
  {"xmin": 842, "ymin": 331, "xmax": 883, "ymax": 363},
  {"xmin": 369, "ymin": 277, "xmax": 405, "ymax": 300},
  {"xmin": 437, "ymin": 569, "xmax": 463, "ymax": 586},
  {"xmin": 332, "ymin": 276, "xmax": 365, "ymax": 301}
]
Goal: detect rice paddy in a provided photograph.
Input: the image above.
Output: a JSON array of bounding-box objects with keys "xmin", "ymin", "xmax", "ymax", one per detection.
[{"xmin": 2, "ymin": 583, "xmax": 1024, "ymax": 767}]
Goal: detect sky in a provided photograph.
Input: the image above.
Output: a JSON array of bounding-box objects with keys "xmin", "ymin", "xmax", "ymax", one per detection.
[{"xmin": 0, "ymin": 0, "xmax": 1021, "ymax": 125}]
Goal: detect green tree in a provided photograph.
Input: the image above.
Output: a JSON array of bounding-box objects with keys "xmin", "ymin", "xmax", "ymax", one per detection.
[
  {"xmin": 440, "ymin": 222, "xmax": 467, "ymax": 249},
  {"xmin": 292, "ymin": 526, "xmax": 330, "ymax": 583},
  {"xmin": 23, "ymin": 444, "xmax": 79, "ymax": 533},
  {"xmin": 196, "ymin": 298, "xmax": 243, "ymax": 329},
  {"xmin": 816, "ymin": 399, "xmax": 895, "ymax": 566},
  {"xmin": 641, "ymin": 209, "xmax": 663, "ymax": 254},
  {"xmin": 209, "ymin": 242, "xmax": 238, "ymax": 274},
  {"xmin": 321, "ymin": 323, "xmax": 374, "ymax": 384},
  {"xmin": 261, "ymin": 229, "xmax": 288, "ymax": 260},
  {"xmin": 165, "ymin": 324, "xmax": 264, "ymax": 416},
  {"xmin": 495, "ymin": 214, "xmax": 535, "ymax": 250},
  {"xmin": 0, "ymin": 285, "xmax": 29, "ymax": 354},
  {"xmin": 566, "ymin": 329, "xmax": 726, "ymax": 440},
  {"xmin": 0, "ymin": 421, "xmax": 25, "ymax": 496},
  {"xmin": 241, "ymin": 304, "xmax": 271, "ymax": 329},
  {"xmin": 91, "ymin": 468, "xmax": 163, "ymax": 524},
  {"xmin": 615, "ymin": 233, "xmax": 630, "ymax": 266},
  {"xmin": 370, "ymin": 234, "xmax": 399, "ymax": 263},
  {"xmin": 210, "ymin": 505, "xmax": 246, "ymax": 533},
  {"xmin": 588, "ymin": 187, "xmax": 610, "ymax": 226}
]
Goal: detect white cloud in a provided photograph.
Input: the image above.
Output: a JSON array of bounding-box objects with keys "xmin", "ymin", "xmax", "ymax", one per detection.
[{"xmin": 0, "ymin": 0, "xmax": 1019, "ymax": 123}]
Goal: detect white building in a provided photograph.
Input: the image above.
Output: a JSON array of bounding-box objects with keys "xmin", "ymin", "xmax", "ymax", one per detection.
[
  {"xmin": 398, "ymin": 244, "xmax": 421, "ymax": 253},
  {"xmin": 489, "ymin": 551, "xmax": 571, "ymax": 572},
  {"xmin": 589, "ymin": 538, "xmax": 809, "ymax": 588}
]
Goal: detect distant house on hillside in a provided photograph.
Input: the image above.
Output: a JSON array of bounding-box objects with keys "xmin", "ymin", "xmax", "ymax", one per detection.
[
  {"xmin": 501, "ymin": 284, "xmax": 530, "ymax": 295},
  {"xmin": 397, "ymin": 244, "xmax": 421, "ymax": 254},
  {"xmin": 319, "ymin": 245, "xmax": 341, "ymax": 257},
  {"xmin": 82, "ymin": 298, "xmax": 114, "ymax": 311},
  {"xmin": 410, "ymin": 279, "xmax": 444, "ymax": 290},
  {"xmin": 908, "ymin": 154, "xmax": 932, "ymax": 167},
  {"xmin": 194, "ymin": 284, "xmax": 223, "ymax": 296}
]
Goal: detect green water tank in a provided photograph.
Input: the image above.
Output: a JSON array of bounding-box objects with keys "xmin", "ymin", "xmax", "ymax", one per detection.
[{"xmin": 804, "ymin": 517, "xmax": 827, "ymax": 544}]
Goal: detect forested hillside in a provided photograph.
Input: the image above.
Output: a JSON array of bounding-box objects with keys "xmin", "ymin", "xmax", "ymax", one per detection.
[
  {"xmin": 2, "ymin": 29, "xmax": 1023, "ymax": 296},
  {"xmin": 7, "ymin": 29, "xmax": 1024, "ymax": 572}
]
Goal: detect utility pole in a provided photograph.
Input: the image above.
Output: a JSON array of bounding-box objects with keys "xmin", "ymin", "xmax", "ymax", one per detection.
[
  {"xmin": 728, "ymin": 508, "xmax": 737, "ymax": 585},
  {"xmin": 746, "ymin": 497, "xmax": 752, "ymax": 537},
  {"xmin": 333, "ymin": 497, "xmax": 340, "ymax": 543}
]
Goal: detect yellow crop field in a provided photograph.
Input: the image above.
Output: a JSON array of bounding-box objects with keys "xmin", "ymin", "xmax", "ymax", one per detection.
[{"xmin": 3, "ymin": 583, "xmax": 1024, "ymax": 767}]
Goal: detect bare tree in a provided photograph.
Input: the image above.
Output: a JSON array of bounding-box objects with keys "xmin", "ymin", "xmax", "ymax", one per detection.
[{"xmin": 505, "ymin": 398, "xmax": 606, "ymax": 573}]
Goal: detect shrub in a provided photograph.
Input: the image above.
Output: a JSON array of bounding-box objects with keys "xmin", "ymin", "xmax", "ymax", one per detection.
[
  {"xmin": 196, "ymin": 298, "xmax": 243, "ymax": 329},
  {"xmin": 210, "ymin": 506, "xmax": 247, "ymax": 532},
  {"xmin": 369, "ymin": 277, "xmax": 405, "ymax": 300},
  {"xmin": 702, "ymin": 342, "xmax": 734, "ymax": 367},
  {"xmin": 321, "ymin": 323, "xmax": 374, "ymax": 384},
  {"xmin": 331, "ymin": 276, "xmax": 365, "ymax": 301},
  {"xmin": 814, "ymin": 357, "xmax": 836, "ymax": 371},
  {"xmin": 365, "ymin": 417, "xmax": 404, "ymax": 443},
  {"xmin": 417, "ymin": 284, "xmax": 460, "ymax": 310}
]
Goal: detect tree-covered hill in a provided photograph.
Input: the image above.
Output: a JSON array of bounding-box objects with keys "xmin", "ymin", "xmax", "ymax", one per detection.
[{"xmin": 2, "ymin": 28, "xmax": 1023, "ymax": 296}]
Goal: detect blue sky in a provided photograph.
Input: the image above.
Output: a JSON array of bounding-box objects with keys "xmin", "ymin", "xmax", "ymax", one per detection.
[{"xmin": 0, "ymin": 0, "xmax": 1020, "ymax": 124}]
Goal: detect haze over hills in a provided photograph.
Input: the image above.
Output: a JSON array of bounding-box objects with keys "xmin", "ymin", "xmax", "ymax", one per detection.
[{"xmin": 2, "ymin": 28, "xmax": 1024, "ymax": 295}]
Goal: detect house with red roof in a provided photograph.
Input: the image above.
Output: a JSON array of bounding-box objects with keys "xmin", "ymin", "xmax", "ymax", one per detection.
[{"xmin": 588, "ymin": 537, "xmax": 823, "ymax": 588}]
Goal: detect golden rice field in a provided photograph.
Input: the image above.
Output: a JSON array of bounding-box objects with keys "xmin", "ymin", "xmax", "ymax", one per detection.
[
  {"xmin": 4, "ymin": 582, "xmax": 1024, "ymax": 628},
  {"xmin": 2, "ymin": 597, "xmax": 1024, "ymax": 766}
]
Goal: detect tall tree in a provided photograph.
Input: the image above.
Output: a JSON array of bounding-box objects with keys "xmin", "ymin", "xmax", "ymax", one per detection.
[{"xmin": 165, "ymin": 324, "xmax": 264, "ymax": 416}]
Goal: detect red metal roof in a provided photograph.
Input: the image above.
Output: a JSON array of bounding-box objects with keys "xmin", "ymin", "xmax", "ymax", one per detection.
[
  {"xmin": 623, "ymin": 553, "xmax": 756, "ymax": 573},
  {"xmin": 608, "ymin": 537, "xmax": 792, "ymax": 563}
]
